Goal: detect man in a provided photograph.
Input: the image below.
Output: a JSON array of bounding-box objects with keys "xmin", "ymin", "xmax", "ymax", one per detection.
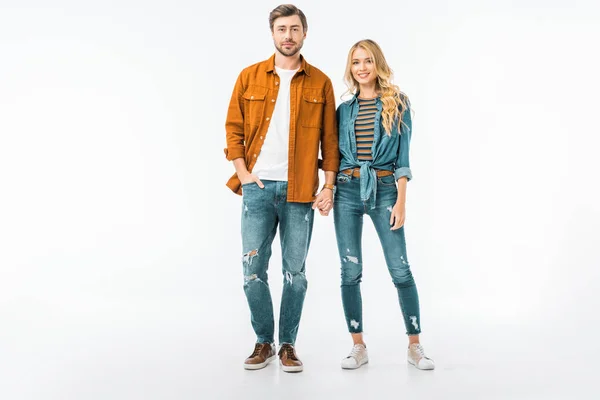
[{"xmin": 224, "ymin": 4, "xmax": 338, "ymax": 373}]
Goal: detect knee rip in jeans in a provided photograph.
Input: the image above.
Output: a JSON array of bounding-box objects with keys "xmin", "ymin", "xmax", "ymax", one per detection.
[
  {"xmin": 343, "ymin": 255, "xmax": 359, "ymax": 264},
  {"xmin": 343, "ymin": 248, "xmax": 360, "ymax": 264},
  {"xmin": 242, "ymin": 249, "xmax": 259, "ymax": 266},
  {"xmin": 285, "ymin": 271, "xmax": 293, "ymax": 285},
  {"xmin": 284, "ymin": 270, "xmax": 305, "ymax": 285}
]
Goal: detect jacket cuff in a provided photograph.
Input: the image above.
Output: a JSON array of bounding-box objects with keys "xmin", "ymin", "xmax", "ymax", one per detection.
[
  {"xmin": 320, "ymin": 158, "xmax": 339, "ymax": 172},
  {"xmin": 394, "ymin": 167, "xmax": 412, "ymax": 181},
  {"xmin": 224, "ymin": 147, "xmax": 245, "ymax": 161}
]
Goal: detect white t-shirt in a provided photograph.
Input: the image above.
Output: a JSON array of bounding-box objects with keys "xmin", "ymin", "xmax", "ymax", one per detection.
[{"xmin": 252, "ymin": 66, "xmax": 298, "ymax": 181}]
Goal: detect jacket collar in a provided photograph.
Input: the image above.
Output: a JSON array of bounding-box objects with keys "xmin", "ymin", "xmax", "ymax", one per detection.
[
  {"xmin": 348, "ymin": 92, "xmax": 382, "ymax": 107},
  {"xmin": 266, "ymin": 53, "xmax": 310, "ymax": 76}
]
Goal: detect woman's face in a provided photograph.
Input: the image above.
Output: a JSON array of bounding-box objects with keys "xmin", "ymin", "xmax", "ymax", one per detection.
[{"xmin": 351, "ymin": 47, "xmax": 377, "ymax": 86}]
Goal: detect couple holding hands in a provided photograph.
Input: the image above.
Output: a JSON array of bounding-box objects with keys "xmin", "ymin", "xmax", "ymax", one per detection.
[{"xmin": 224, "ymin": 4, "xmax": 434, "ymax": 373}]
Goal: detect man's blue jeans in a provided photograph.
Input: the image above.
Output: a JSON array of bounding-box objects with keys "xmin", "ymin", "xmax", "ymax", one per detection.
[{"xmin": 241, "ymin": 180, "xmax": 314, "ymax": 345}]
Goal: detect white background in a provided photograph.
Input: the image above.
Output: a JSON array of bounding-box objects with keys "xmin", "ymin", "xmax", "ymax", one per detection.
[{"xmin": 1, "ymin": 1, "xmax": 599, "ymax": 399}]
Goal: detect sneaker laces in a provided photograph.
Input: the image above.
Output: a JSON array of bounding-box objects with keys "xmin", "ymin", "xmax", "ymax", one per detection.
[
  {"xmin": 412, "ymin": 344, "xmax": 428, "ymax": 359},
  {"xmin": 279, "ymin": 344, "xmax": 297, "ymax": 360},
  {"xmin": 250, "ymin": 343, "xmax": 264, "ymax": 358},
  {"xmin": 348, "ymin": 344, "xmax": 365, "ymax": 359}
]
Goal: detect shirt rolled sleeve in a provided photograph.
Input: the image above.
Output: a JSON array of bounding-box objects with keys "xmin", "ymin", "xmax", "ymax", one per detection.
[
  {"xmin": 394, "ymin": 101, "xmax": 413, "ymax": 181},
  {"xmin": 319, "ymin": 80, "xmax": 340, "ymax": 172},
  {"xmin": 224, "ymin": 73, "xmax": 246, "ymax": 161}
]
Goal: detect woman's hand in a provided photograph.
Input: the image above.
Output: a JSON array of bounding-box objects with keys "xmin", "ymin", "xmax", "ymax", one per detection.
[
  {"xmin": 389, "ymin": 201, "xmax": 405, "ymax": 230},
  {"xmin": 313, "ymin": 189, "xmax": 333, "ymax": 216}
]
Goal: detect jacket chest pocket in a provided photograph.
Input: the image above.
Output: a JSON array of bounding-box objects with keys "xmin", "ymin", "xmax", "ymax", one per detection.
[
  {"xmin": 242, "ymin": 87, "xmax": 267, "ymax": 127},
  {"xmin": 300, "ymin": 89, "xmax": 325, "ymax": 129}
]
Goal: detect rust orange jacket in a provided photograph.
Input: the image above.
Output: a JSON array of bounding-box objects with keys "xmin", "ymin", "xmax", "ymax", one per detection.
[{"xmin": 224, "ymin": 54, "xmax": 339, "ymax": 202}]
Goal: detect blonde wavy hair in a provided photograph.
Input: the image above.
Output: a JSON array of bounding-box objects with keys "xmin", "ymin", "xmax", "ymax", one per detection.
[{"xmin": 343, "ymin": 39, "xmax": 408, "ymax": 135}]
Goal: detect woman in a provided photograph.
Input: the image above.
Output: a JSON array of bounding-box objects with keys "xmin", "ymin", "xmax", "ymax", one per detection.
[{"xmin": 332, "ymin": 39, "xmax": 434, "ymax": 370}]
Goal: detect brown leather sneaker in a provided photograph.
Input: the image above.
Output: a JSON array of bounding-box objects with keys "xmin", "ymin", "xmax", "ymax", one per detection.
[
  {"xmin": 278, "ymin": 344, "xmax": 303, "ymax": 372},
  {"xmin": 243, "ymin": 342, "xmax": 276, "ymax": 370}
]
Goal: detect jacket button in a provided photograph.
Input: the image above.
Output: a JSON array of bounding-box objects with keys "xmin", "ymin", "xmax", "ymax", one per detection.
[
  {"xmin": 250, "ymin": 96, "xmax": 254, "ymax": 100},
  {"xmin": 275, "ymin": 82, "xmax": 279, "ymax": 85},
  {"xmin": 260, "ymin": 136, "xmax": 263, "ymax": 139},
  {"xmin": 271, "ymin": 99, "xmax": 275, "ymax": 102},
  {"xmin": 314, "ymin": 99, "xmax": 317, "ymax": 102},
  {"xmin": 253, "ymin": 154, "xmax": 257, "ymax": 158},
  {"xmin": 266, "ymin": 117, "xmax": 270, "ymax": 121}
]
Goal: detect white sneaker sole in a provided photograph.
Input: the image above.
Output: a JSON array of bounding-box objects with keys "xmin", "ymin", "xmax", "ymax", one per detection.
[
  {"xmin": 341, "ymin": 358, "xmax": 369, "ymax": 370},
  {"xmin": 280, "ymin": 360, "xmax": 304, "ymax": 373},
  {"xmin": 408, "ymin": 358, "xmax": 435, "ymax": 370},
  {"xmin": 243, "ymin": 354, "xmax": 276, "ymax": 370}
]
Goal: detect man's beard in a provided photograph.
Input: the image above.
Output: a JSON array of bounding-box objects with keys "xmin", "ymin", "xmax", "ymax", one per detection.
[{"xmin": 275, "ymin": 41, "xmax": 303, "ymax": 57}]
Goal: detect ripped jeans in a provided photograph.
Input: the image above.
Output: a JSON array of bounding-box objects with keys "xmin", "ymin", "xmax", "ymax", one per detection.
[
  {"xmin": 241, "ymin": 180, "xmax": 314, "ymax": 345},
  {"xmin": 333, "ymin": 172, "xmax": 422, "ymax": 336}
]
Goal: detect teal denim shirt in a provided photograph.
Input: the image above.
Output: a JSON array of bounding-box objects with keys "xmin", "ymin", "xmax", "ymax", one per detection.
[{"xmin": 336, "ymin": 94, "xmax": 412, "ymax": 208}]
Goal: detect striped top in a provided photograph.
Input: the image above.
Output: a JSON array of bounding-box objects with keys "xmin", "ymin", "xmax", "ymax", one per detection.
[{"xmin": 355, "ymin": 98, "xmax": 377, "ymax": 161}]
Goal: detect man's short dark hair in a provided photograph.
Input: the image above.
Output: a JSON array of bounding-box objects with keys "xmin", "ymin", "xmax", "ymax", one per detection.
[{"xmin": 269, "ymin": 4, "xmax": 308, "ymax": 32}]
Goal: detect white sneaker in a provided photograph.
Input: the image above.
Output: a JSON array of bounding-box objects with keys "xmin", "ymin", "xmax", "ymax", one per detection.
[
  {"xmin": 341, "ymin": 344, "xmax": 369, "ymax": 369},
  {"xmin": 407, "ymin": 343, "xmax": 435, "ymax": 370}
]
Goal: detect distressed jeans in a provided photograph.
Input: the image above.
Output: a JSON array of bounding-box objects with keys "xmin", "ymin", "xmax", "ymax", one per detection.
[
  {"xmin": 241, "ymin": 180, "xmax": 314, "ymax": 345},
  {"xmin": 333, "ymin": 172, "xmax": 422, "ymax": 336}
]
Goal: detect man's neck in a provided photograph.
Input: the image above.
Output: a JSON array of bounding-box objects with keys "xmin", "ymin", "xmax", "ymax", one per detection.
[{"xmin": 275, "ymin": 52, "xmax": 301, "ymax": 70}]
